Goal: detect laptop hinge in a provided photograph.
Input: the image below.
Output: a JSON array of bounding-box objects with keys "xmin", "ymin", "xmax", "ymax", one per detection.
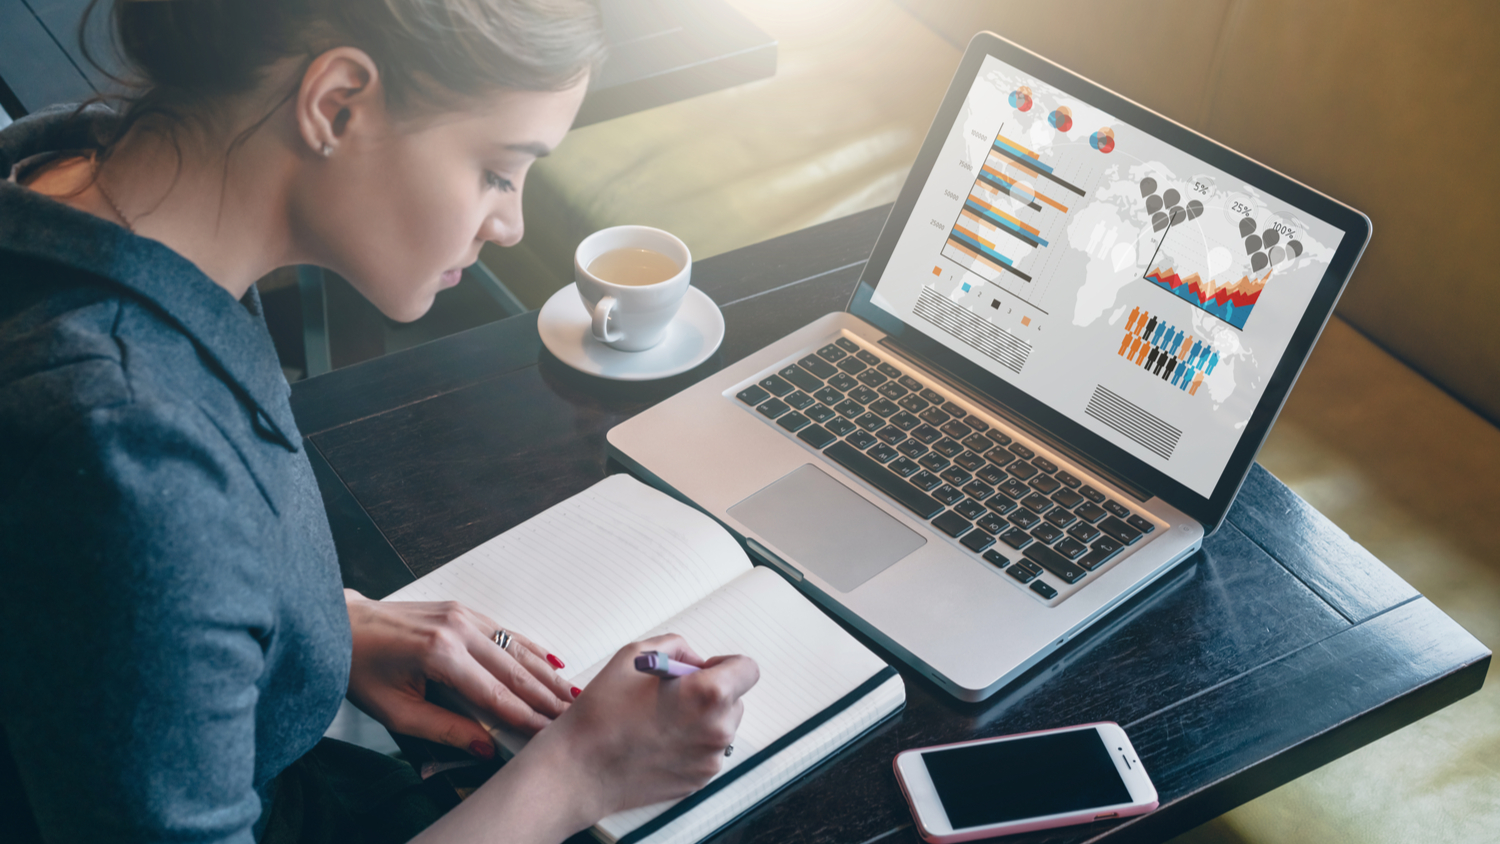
[{"xmin": 878, "ymin": 337, "xmax": 1153, "ymax": 502}]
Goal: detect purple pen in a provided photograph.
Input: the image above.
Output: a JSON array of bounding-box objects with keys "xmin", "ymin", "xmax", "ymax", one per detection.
[{"xmin": 635, "ymin": 650, "xmax": 700, "ymax": 678}]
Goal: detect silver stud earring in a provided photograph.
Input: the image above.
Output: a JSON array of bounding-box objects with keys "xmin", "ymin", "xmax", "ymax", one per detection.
[{"xmin": 321, "ymin": 143, "xmax": 332, "ymax": 157}]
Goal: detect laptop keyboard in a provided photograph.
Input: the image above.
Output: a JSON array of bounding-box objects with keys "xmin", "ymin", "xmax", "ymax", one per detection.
[{"xmin": 734, "ymin": 336, "xmax": 1158, "ymax": 602}]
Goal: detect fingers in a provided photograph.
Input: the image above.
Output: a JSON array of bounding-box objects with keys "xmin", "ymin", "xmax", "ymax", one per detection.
[
  {"xmin": 695, "ymin": 654, "xmax": 760, "ymax": 702},
  {"xmin": 634, "ymin": 633, "xmax": 706, "ymax": 668},
  {"xmin": 458, "ymin": 607, "xmax": 575, "ymax": 709},
  {"xmin": 506, "ymin": 631, "xmax": 578, "ymax": 702},
  {"xmin": 370, "ymin": 694, "xmax": 498, "ymax": 760}
]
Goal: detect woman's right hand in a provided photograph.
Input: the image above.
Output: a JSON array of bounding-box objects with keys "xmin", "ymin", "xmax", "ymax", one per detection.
[{"xmin": 526, "ymin": 633, "xmax": 760, "ymax": 820}]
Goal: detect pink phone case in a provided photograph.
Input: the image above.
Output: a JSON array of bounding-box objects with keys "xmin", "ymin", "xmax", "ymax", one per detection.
[{"xmin": 893, "ymin": 722, "xmax": 1158, "ymax": 843}]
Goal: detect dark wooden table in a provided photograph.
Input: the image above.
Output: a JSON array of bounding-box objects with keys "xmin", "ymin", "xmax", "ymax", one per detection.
[{"xmin": 290, "ymin": 206, "xmax": 1490, "ymax": 844}]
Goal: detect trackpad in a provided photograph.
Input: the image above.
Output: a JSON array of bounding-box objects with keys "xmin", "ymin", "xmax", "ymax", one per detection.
[{"xmin": 728, "ymin": 464, "xmax": 926, "ymax": 593}]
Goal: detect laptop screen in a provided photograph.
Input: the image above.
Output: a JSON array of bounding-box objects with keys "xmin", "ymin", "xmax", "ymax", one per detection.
[{"xmin": 866, "ymin": 53, "xmax": 1349, "ymax": 498}]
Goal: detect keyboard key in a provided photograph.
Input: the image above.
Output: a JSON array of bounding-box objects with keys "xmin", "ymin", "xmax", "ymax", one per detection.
[
  {"xmin": 889, "ymin": 456, "xmax": 920, "ymax": 477},
  {"xmin": 829, "ymin": 373, "xmax": 857, "ymax": 392},
  {"xmin": 932, "ymin": 438, "xmax": 964, "ymax": 458},
  {"xmin": 982, "ymin": 549, "xmax": 1009, "ymax": 568},
  {"xmin": 855, "ymin": 413, "xmax": 884, "ymax": 432},
  {"xmin": 776, "ymin": 411, "xmax": 810, "ymax": 432},
  {"xmin": 806, "ymin": 403, "xmax": 836, "ymax": 423},
  {"xmin": 1103, "ymin": 499, "xmax": 1131, "ymax": 519},
  {"xmin": 964, "ymin": 417, "xmax": 989, "ymax": 433},
  {"xmin": 919, "ymin": 389, "xmax": 946, "ymax": 404},
  {"xmin": 939, "ymin": 467, "xmax": 971, "ymax": 487},
  {"xmin": 985, "ymin": 496, "xmax": 1017, "ymax": 516},
  {"xmin": 1127, "ymin": 515, "xmax": 1157, "ymax": 534},
  {"xmin": 1024, "ymin": 543, "xmax": 1086, "ymax": 583},
  {"xmin": 1054, "ymin": 538, "xmax": 1088, "ymax": 560},
  {"xmin": 1098, "ymin": 516, "xmax": 1144, "ymax": 546},
  {"xmin": 857, "ymin": 369, "xmax": 887, "ymax": 387},
  {"xmin": 780, "ymin": 365, "xmax": 823, "ymax": 393},
  {"xmin": 823, "ymin": 441, "xmax": 943, "ymax": 520},
  {"xmin": 986, "ymin": 449, "xmax": 1017, "ymax": 468},
  {"xmin": 817, "ymin": 343, "xmax": 846, "ymax": 362},
  {"xmin": 1032, "ymin": 456, "xmax": 1058, "ymax": 474},
  {"xmin": 877, "ymin": 362, "xmax": 902, "ymax": 378},
  {"xmin": 799, "ymin": 354, "xmax": 837, "ymax": 378},
  {"xmin": 759, "ymin": 374, "xmax": 794, "ymax": 396},
  {"xmin": 1079, "ymin": 538, "xmax": 1124, "ymax": 570},
  {"xmin": 1050, "ymin": 488, "xmax": 1085, "ymax": 509},
  {"xmin": 918, "ymin": 453, "xmax": 950, "ymax": 472},
  {"xmin": 797, "ymin": 424, "xmax": 836, "ymax": 449},
  {"xmin": 876, "ymin": 426, "xmax": 907, "ymax": 445},
  {"xmin": 756, "ymin": 397, "xmax": 789, "ymax": 419},
  {"xmin": 1008, "ymin": 442, "xmax": 1035, "ymax": 459},
  {"xmin": 737, "ymin": 384, "xmax": 770, "ymax": 405},
  {"xmin": 868, "ymin": 399, "xmax": 899, "ymax": 417},
  {"xmin": 877, "ymin": 382, "xmax": 908, "ymax": 400},
  {"xmin": 961, "ymin": 529, "xmax": 995, "ymax": 553},
  {"xmin": 825, "ymin": 416, "xmax": 856, "ymax": 437},
  {"xmin": 1030, "ymin": 522, "xmax": 1064, "ymax": 545},
  {"xmin": 961, "ymin": 480, "xmax": 994, "ymax": 501},
  {"xmin": 1029, "ymin": 474, "xmax": 1062, "ymax": 494},
  {"xmin": 954, "ymin": 498, "xmax": 987, "ymax": 520},
  {"xmin": 846, "ymin": 429, "xmax": 877, "ymax": 449},
  {"xmin": 889, "ymin": 411, "xmax": 921, "ymax": 431},
  {"xmin": 997, "ymin": 478, "xmax": 1030, "ymax": 500},
  {"xmin": 932, "ymin": 510, "xmax": 971, "ymax": 538},
  {"xmin": 1067, "ymin": 522, "xmax": 1101, "ymax": 543},
  {"xmin": 910, "ymin": 470, "xmax": 942, "ymax": 491},
  {"xmin": 976, "ymin": 513, "xmax": 1007, "ymax": 535},
  {"xmin": 1030, "ymin": 580, "xmax": 1058, "ymax": 599},
  {"xmin": 987, "ymin": 430, "xmax": 1013, "ymax": 446},
  {"xmin": 897, "ymin": 394, "xmax": 930, "ymax": 413},
  {"xmin": 837, "ymin": 357, "xmax": 867, "ymax": 375},
  {"xmin": 1007, "ymin": 461, "xmax": 1039, "ymax": 480},
  {"xmin": 896, "ymin": 440, "xmax": 928, "ymax": 459},
  {"xmin": 932, "ymin": 484, "xmax": 964, "ymax": 506},
  {"xmin": 849, "ymin": 386, "xmax": 879, "ymax": 404},
  {"xmin": 918, "ymin": 407, "xmax": 952, "ymax": 426},
  {"xmin": 834, "ymin": 399, "xmax": 863, "ymax": 418},
  {"xmin": 1008, "ymin": 509, "xmax": 1040, "ymax": 529},
  {"xmin": 1075, "ymin": 501, "xmax": 1108, "ymax": 523},
  {"xmin": 974, "ymin": 464, "xmax": 1007, "ymax": 486},
  {"xmin": 1054, "ymin": 470, "xmax": 1082, "ymax": 489},
  {"xmin": 856, "ymin": 349, "xmax": 880, "ymax": 366},
  {"xmin": 1044, "ymin": 508, "xmax": 1076, "ymax": 529},
  {"xmin": 1021, "ymin": 493, "xmax": 1053, "ymax": 514},
  {"xmin": 1078, "ymin": 484, "xmax": 1106, "ymax": 503},
  {"xmin": 941, "ymin": 403, "xmax": 966, "ymax": 419},
  {"xmin": 813, "ymin": 386, "xmax": 843, "ymax": 405},
  {"xmin": 962, "ymin": 434, "xmax": 995, "ymax": 454},
  {"xmin": 1001, "ymin": 529, "xmax": 1034, "ymax": 552},
  {"xmin": 899, "ymin": 375, "xmax": 924, "ymax": 391},
  {"xmin": 867, "ymin": 443, "xmax": 898, "ymax": 463},
  {"xmin": 940, "ymin": 420, "xmax": 973, "ymax": 440},
  {"xmin": 836, "ymin": 337, "xmax": 860, "ymax": 352},
  {"xmin": 785, "ymin": 391, "xmax": 814, "ymax": 410},
  {"xmin": 911, "ymin": 425, "xmax": 942, "ymax": 444}
]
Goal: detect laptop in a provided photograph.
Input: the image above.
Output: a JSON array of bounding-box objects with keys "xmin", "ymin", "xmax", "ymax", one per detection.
[{"xmin": 607, "ymin": 32, "xmax": 1371, "ymax": 701}]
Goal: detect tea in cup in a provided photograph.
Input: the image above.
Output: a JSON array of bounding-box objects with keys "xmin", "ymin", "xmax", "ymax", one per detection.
[{"xmin": 575, "ymin": 226, "xmax": 692, "ymax": 352}]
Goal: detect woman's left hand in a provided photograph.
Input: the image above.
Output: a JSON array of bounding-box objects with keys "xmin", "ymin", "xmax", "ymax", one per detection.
[{"xmin": 343, "ymin": 589, "xmax": 576, "ymax": 759}]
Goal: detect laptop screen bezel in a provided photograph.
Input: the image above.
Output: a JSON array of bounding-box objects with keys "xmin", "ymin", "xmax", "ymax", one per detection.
[{"xmin": 847, "ymin": 32, "xmax": 1371, "ymax": 533}]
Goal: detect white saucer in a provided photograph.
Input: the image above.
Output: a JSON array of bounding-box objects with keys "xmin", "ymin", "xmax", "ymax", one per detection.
[{"xmin": 538, "ymin": 283, "xmax": 725, "ymax": 381}]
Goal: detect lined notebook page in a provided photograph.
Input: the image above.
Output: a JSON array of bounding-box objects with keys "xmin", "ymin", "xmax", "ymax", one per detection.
[
  {"xmin": 383, "ymin": 474, "xmax": 749, "ymax": 683},
  {"xmin": 585, "ymin": 565, "xmax": 891, "ymax": 837}
]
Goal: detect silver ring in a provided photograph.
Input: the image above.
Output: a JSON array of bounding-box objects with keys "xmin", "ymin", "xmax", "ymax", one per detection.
[
  {"xmin": 724, "ymin": 744, "xmax": 734, "ymax": 758},
  {"xmin": 491, "ymin": 629, "xmax": 512, "ymax": 651}
]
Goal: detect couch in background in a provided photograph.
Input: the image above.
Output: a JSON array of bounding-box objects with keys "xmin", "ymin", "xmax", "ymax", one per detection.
[{"xmin": 483, "ymin": 2, "xmax": 1498, "ymax": 842}]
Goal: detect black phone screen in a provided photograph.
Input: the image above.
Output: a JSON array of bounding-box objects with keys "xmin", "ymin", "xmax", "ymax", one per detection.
[{"xmin": 921, "ymin": 728, "xmax": 1133, "ymax": 829}]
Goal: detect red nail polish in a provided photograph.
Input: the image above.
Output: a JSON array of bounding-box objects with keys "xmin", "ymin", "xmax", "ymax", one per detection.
[
  {"xmin": 571, "ymin": 686, "xmax": 582, "ymax": 698},
  {"xmin": 547, "ymin": 653, "xmax": 566, "ymax": 670},
  {"xmin": 469, "ymin": 741, "xmax": 495, "ymax": 760}
]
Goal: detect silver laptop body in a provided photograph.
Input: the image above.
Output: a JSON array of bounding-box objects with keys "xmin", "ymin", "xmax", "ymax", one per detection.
[{"xmin": 608, "ymin": 33, "xmax": 1370, "ymax": 701}]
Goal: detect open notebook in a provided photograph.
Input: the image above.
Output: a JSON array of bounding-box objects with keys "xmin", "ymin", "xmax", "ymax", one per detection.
[{"xmin": 383, "ymin": 474, "xmax": 906, "ymax": 844}]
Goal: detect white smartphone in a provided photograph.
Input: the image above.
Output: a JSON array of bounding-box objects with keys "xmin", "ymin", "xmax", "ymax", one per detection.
[{"xmin": 893, "ymin": 722, "xmax": 1158, "ymax": 842}]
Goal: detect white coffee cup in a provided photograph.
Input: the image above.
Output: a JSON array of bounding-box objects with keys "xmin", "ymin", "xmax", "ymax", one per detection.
[{"xmin": 575, "ymin": 225, "xmax": 692, "ymax": 352}]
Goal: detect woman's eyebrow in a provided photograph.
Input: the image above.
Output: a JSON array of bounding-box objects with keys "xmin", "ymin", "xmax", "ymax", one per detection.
[{"xmin": 499, "ymin": 141, "xmax": 552, "ymax": 158}]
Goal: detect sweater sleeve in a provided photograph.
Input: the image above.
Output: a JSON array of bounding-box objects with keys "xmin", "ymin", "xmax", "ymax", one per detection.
[{"xmin": 0, "ymin": 398, "xmax": 279, "ymax": 844}]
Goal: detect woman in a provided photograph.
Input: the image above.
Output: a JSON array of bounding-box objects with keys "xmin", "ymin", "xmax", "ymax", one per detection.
[{"xmin": 0, "ymin": 1, "xmax": 758, "ymax": 842}]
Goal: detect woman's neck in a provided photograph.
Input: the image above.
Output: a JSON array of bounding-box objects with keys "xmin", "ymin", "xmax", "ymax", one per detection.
[{"xmin": 25, "ymin": 108, "xmax": 303, "ymax": 301}]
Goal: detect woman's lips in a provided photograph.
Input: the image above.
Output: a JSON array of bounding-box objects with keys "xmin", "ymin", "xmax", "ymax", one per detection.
[{"xmin": 440, "ymin": 268, "xmax": 462, "ymax": 288}]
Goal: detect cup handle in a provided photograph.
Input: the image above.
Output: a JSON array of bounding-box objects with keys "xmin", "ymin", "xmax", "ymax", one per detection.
[{"xmin": 591, "ymin": 295, "xmax": 622, "ymax": 343}]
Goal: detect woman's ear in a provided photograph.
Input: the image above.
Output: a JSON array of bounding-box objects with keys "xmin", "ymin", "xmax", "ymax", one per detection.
[{"xmin": 296, "ymin": 47, "xmax": 383, "ymax": 158}]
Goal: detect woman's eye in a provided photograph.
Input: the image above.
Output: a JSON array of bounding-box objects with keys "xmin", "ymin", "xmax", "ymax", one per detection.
[{"xmin": 484, "ymin": 171, "xmax": 515, "ymax": 192}]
